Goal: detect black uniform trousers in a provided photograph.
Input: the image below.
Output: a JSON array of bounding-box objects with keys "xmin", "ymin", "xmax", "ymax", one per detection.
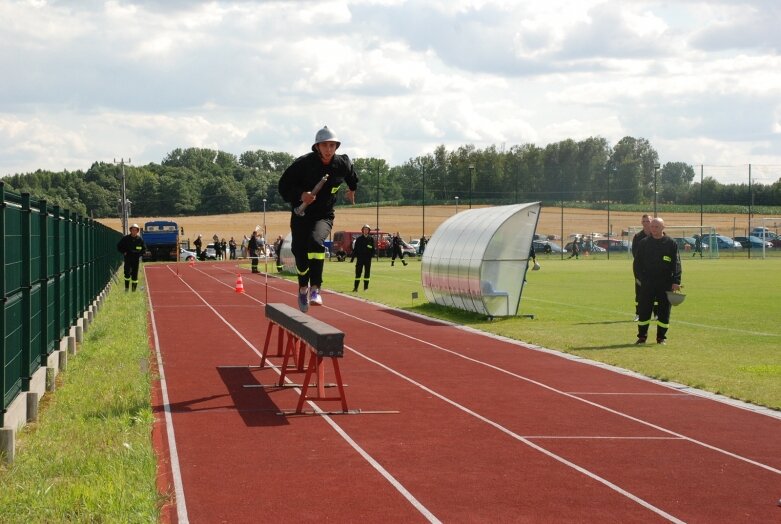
[
  {"xmin": 353, "ymin": 258, "xmax": 372, "ymax": 290},
  {"xmin": 123, "ymin": 255, "xmax": 142, "ymax": 291},
  {"xmin": 636, "ymin": 280, "xmax": 672, "ymax": 341},
  {"xmin": 290, "ymin": 214, "xmax": 332, "ymax": 289}
]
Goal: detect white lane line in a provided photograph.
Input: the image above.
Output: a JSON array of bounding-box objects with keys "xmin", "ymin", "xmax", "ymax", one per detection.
[
  {"xmin": 145, "ymin": 268, "xmax": 190, "ymax": 524},
  {"xmin": 315, "ymin": 300, "xmax": 781, "ymax": 476},
  {"xmin": 347, "ymin": 344, "xmax": 685, "ymax": 524},
  {"xmin": 159, "ymin": 266, "xmax": 441, "ymax": 524}
]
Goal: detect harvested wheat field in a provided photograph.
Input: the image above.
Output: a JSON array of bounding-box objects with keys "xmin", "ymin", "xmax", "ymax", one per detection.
[{"xmin": 97, "ymin": 205, "xmax": 756, "ymax": 245}]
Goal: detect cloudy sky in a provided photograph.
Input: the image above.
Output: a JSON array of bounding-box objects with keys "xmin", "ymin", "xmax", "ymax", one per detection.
[{"xmin": 2, "ymin": 0, "xmax": 780, "ymax": 180}]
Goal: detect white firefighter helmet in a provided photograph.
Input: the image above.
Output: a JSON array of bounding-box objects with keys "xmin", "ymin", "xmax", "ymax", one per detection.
[
  {"xmin": 666, "ymin": 290, "xmax": 686, "ymax": 306},
  {"xmin": 312, "ymin": 125, "xmax": 341, "ymax": 151},
  {"xmin": 130, "ymin": 223, "xmax": 140, "ymax": 231},
  {"xmin": 361, "ymin": 224, "xmax": 371, "ymax": 232}
]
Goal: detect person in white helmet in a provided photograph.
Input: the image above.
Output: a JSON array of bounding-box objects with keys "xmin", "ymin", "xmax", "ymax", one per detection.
[
  {"xmin": 117, "ymin": 223, "xmax": 146, "ymax": 292},
  {"xmin": 350, "ymin": 225, "xmax": 375, "ymax": 292},
  {"xmin": 278, "ymin": 125, "xmax": 358, "ymax": 312}
]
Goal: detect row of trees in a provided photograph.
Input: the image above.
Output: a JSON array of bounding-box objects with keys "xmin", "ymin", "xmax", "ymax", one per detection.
[{"xmin": 4, "ymin": 136, "xmax": 780, "ymax": 218}]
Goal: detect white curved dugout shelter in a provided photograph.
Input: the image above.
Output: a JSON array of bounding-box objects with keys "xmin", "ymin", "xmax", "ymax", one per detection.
[
  {"xmin": 280, "ymin": 233, "xmax": 295, "ymax": 273},
  {"xmin": 421, "ymin": 203, "xmax": 541, "ymax": 317}
]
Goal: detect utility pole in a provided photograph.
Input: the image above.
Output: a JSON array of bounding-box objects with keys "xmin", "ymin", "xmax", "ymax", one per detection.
[
  {"xmin": 653, "ymin": 163, "xmax": 660, "ymax": 217},
  {"xmin": 468, "ymin": 164, "xmax": 475, "ymax": 209},
  {"xmin": 114, "ymin": 158, "xmax": 131, "ymax": 234}
]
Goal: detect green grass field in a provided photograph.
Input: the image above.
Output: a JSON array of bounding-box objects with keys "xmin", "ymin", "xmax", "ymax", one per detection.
[
  {"xmin": 313, "ymin": 255, "xmax": 781, "ymax": 410},
  {"xmin": 0, "ymin": 283, "xmax": 160, "ymax": 523}
]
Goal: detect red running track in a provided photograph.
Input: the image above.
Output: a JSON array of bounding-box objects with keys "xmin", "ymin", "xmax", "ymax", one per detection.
[{"xmin": 147, "ymin": 261, "xmax": 781, "ymax": 523}]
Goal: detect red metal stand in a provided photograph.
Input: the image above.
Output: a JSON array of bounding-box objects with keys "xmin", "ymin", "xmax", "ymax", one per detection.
[{"xmin": 295, "ymin": 351, "xmax": 348, "ymax": 414}]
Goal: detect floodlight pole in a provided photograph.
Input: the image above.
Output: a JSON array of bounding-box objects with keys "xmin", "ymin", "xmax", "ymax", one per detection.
[
  {"xmin": 653, "ymin": 163, "xmax": 660, "ymax": 217},
  {"xmin": 421, "ymin": 164, "xmax": 426, "ymax": 240},
  {"xmin": 468, "ymin": 164, "xmax": 474, "ymax": 209},
  {"xmin": 376, "ymin": 161, "xmax": 380, "ymax": 235},
  {"xmin": 114, "ymin": 157, "xmax": 131, "ymax": 235}
]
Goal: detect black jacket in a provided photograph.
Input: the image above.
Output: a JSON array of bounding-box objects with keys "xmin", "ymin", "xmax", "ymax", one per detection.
[
  {"xmin": 633, "ymin": 234, "xmax": 682, "ymax": 287},
  {"xmin": 351, "ymin": 234, "xmax": 375, "ymax": 262},
  {"xmin": 117, "ymin": 234, "xmax": 146, "ymax": 259},
  {"xmin": 278, "ymin": 152, "xmax": 358, "ymax": 219},
  {"xmin": 631, "ymin": 230, "xmax": 649, "ymax": 257}
]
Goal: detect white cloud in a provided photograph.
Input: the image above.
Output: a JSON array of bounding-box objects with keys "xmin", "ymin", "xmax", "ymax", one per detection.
[{"xmin": 1, "ymin": 0, "xmax": 780, "ymax": 177}]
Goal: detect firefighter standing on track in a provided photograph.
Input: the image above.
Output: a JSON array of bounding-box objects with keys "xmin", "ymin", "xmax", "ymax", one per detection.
[
  {"xmin": 633, "ymin": 217, "xmax": 682, "ymax": 345},
  {"xmin": 117, "ymin": 223, "xmax": 146, "ymax": 292},
  {"xmin": 278, "ymin": 125, "xmax": 358, "ymax": 312},
  {"xmin": 351, "ymin": 224, "xmax": 375, "ymax": 292}
]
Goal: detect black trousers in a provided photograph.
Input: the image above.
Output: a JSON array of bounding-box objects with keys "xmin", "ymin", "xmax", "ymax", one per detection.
[
  {"xmin": 637, "ymin": 280, "xmax": 672, "ymax": 341},
  {"xmin": 354, "ymin": 258, "xmax": 372, "ymax": 289},
  {"xmin": 123, "ymin": 256, "xmax": 141, "ymax": 289},
  {"xmin": 290, "ymin": 215, "xmax": 332, "ymax": 288}
]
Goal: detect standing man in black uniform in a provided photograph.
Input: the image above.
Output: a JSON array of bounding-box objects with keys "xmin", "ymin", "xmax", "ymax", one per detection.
[
  {"xmin": 631, "ymin": 214, "xmax": 653, "ymax": 321},
  {"xmin": 194, "ymin": 234, "xmax": 203, "ymax": 259},
  {"xmin": 273, "ymin": 235, "xmax": 284, "ymax": 273},
  {"xmin": 633, "ymin": 217, "xmax": 682, "ymax": 345},
  {"xmin": 117, "ymin": 223, "xmax": 146, "ymax": 292},
  {"xmin": 248, "ymin": 230, "xmax": 260, "ymax": 273},
  {"xmin": 278, "ymin": 125, "xmax": 358, "ymax": 312},
  {"xmin": 351, "ymin": 225, "xmax": 375, "ymax": 292},
  {"xmin": 390, "ymin": 232, "xmax": 407, "ymax": 266}
]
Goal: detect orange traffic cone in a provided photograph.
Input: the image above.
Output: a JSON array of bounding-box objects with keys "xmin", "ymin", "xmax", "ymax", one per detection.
[
  {"xmin": 235, "ymin": 274, "xmax": 245, "ymax": 293},
  {"xmin": 188, "ymin": 258, "xmax": 195, "ymax": 267}
]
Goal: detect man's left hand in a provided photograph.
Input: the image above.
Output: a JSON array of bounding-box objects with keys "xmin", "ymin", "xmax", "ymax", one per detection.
[{"xmin": 346, "ymin": 190, "xmax": 356, "ymax": 204}]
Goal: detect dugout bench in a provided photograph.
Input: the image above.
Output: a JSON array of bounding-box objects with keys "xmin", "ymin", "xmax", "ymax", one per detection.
[{"xmin": 261, "ymin": 303, "xmax": 347, "ymax": 414}]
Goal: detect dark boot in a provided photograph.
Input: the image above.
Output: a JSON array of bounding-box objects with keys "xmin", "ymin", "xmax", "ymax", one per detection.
[{"xmin": 353, "ymin": 279, "xmax": 359, "ymax": 292}]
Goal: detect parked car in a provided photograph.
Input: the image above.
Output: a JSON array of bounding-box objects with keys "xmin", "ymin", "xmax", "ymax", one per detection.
[
  {"xmin": 179, "ymin": 248, "xmax": 197, "ymax": 262},
  {"xmin": 564, "ymin": 241, "xmax": 606, "ymax": 253},
  {"xmin": 672, "ymin": 237, "xmax": 709, "ymax": 252},
  {"xmin": 594, "ymin": 238, "xmax": 630, "ymax": 252},
  {"xmin": 409, "ymin": 238, "xmax": 421, "ymax": 254},
  {"xmin": 751, "ymin": 227, "xmax": 777, "ymax": 239},
  {"xmin": 701, "ymin": 234, "xmax": 741, "ymax": 250},
  {"xmin": 399, "ymin": 239, "xmax": 417, "ymax": 258},
  {"xmin": 204, "ymin": 243, "xmax": 217, "ymax": 259},
  {"xmin": 750, "ymin": 228, "xmax": 781, "ymax": 247},
  {"xmin": 533, "ymin": 240, "xmax": 565, "ymax": 254},
  {"xmin": 733, "ymin": 236, "xmax": 773, "ymax": 250}
]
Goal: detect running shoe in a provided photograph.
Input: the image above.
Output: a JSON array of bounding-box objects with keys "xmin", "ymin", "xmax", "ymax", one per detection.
[
  {"xmin": 297, "ymin": 288, "xmax": 309, "ymax": 313},
  {"xmin": 310, "ymin": 287, "xmax": 323, "ymax": 306}
]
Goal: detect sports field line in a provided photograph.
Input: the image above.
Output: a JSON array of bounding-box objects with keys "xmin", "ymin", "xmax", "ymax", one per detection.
[
  {"xmin": 232, "ymin": 273, "xmax": 781, "ymax": 477},
  {"xmin": 525, "ymin": 297, "xmax": 781, "ymax": 337},
  {"xmin": 203, "ymin": 265, "xmax": 781, "ymax": 473},
  {"xmin": 145, "ymin": 269, "xmax": 190, "ymax": 524},
  {"xmin": 159, "ymin": 265, "xmax": 442, "ymax": 524},
  {"xmin": 180, "ymin": 266, "xmax": 686, "ymax": 522},
  {"xmin": 345, "ymin": 344, "xmax": 685, "ymax": 524}
]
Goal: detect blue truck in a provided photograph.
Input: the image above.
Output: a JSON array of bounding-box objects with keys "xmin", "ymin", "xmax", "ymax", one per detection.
[{"xmin": 142, "ymin": 220, "xmax": 179, "ymax": 261}]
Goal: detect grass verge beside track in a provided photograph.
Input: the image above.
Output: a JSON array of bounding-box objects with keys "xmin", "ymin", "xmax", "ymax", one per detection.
[{"xmin": 0, "ymin": 278, "xmax": 160, "ymax": 523}]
